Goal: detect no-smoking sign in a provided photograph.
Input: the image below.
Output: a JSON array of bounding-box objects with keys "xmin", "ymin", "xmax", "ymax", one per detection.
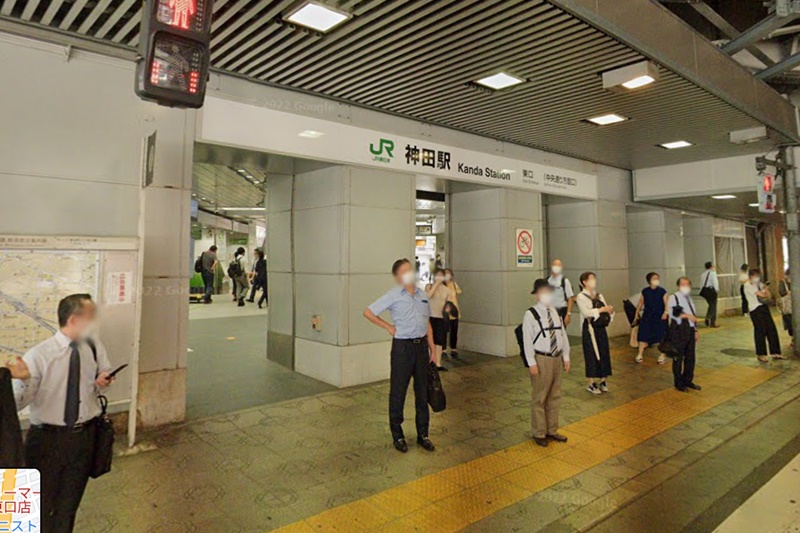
[{"xmin": 515, "ymin": 228, "xmax": 533, "ymax": 268}]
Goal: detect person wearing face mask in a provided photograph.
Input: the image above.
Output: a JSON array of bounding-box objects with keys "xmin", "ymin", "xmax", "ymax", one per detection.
[
  {"xmin": 522, "ymin": 280, "xmax": 571, "ymax": 447},
  {"xmin": 634, "ymin": 272, "xmax": 669, "ymax": 364},
  {"xmin": 667, "ymin": 277, "xmax": 701, "ymax": 392},
  {"xmin": 576, "ymin": 272, "xmax": 614, "ymax": 395},
  {"xmin": 4, "ymin": 294, "xmax": 114, "ymax": 532},
  {"xmin": 743, "ymin": 268, "xmax": 784, "ymax": 362},
  {"xmin": 700, "ymin": 261, "xmax": 720, "ymax": 328},
  {"xmin": 739, "ymin": 263, "xmax": 750, "ymax": 316},
  {"xmin": 547, "ymin": 259, "xmax": 575, "ymax": 326},
  {"xmin": 364, "ymin": 259, "xmax": 437, "ymax": 454},
  {"xmin": 442, "ymin": 269, "xmax": 462, "ymax": 361},
  {"xmin": 425, "ymin": 268, "xmax": 451, "ymax": 371}
]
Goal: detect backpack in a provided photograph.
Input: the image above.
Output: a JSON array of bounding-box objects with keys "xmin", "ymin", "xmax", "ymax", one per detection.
[
  {"xmin": 514, "ymin": 307, "xmax": 544, "ymax": 368},
  {"xmin": 194, "ymin": 252, "xmax": 204, "ymax": 273},
  {"xmin": 227, "ymin": 258, "xmax": 243, "ymax": 278}
]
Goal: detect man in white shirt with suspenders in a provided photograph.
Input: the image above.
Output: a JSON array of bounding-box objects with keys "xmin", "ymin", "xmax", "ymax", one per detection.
[
  {"xmin": 700, "ymin": 261, "xmax": 719, "ymax": 328},
  {"xmin": 522, "ymin": 279, "xmax": 571, "ymax": 447}
]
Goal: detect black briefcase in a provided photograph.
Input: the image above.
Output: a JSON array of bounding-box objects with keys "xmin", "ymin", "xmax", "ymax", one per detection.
[
  {"xmin": 427, "ymin": 363, "xmax": 447, "ymax": 413},
  {"xmin": 90, "ymin": 395, "xmax": 115, "ymax": 479}
]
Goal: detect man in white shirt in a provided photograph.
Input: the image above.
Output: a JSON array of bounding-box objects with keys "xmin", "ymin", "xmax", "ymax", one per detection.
[
  {"xmin": 700, "ymin": 261, "xmax": 720, "ymax": 328},
  {"xmin": 5, "ymin": 294, "xmax": 114, "ymax": 533},
  {"xmin": 547, "ymin": 259, "xmax": 575, "ymax": 325},
  {"xmin": 522, "ymin": 279, "xmax": 571, "ymax": 447}
]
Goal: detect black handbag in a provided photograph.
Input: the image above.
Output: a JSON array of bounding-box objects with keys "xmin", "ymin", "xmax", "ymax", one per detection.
[
  {"xmin": 90, "ymin": 394, "xmax": 115, "ymax": 479},
  {"xmin": 699, "ymin": 272, "xmax": 717, "ymax": 301},
  {"xmin": 660, "ymin": 321, "xmax": 692, "ymax": 359},
  {"xmin": 591, "ymin": 297, "xmax": 611, "ymax": 328},
  {"xmin": 427, "ymin": 363, "xmax": 447, "ymax": 413}
]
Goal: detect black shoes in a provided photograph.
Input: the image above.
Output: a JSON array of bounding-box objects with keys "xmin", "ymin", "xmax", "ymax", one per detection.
[
  {"xmin": 546, "ymin": 433, "xmax": 568, "ymax": 443},
  {"xmin": 238, "ymin": 298, "xmax": 245, "ymax": 307},
  {"xmin": 532, "ymin": 436, "xmax": 549, "ymax": 447},
  {"xmin": 417, "ymin": 437, "xmax": 436, "ymax": 452},
  {"xmin": 393, "ymin": 438, "xmax": 408, "ymax": 453},
  {"xmin": 675, "ymin": 385, "xmax": 688, "ymax": 392},
  {"xmin": 686, "ymin": 383, "xmax": 702, "ymax": 391},
  {"xmin": 246, "ymin": 299, "xmax": 255, "ymax": 303},
  {"xmin": 437, "ymin": 366, "xmax": 448, "ymax": 372}
]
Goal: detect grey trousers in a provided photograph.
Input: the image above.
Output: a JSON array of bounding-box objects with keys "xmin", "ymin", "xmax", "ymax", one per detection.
[{"xmin": 530, "ymin": 354, "xmax": 563, "ymax": 439}]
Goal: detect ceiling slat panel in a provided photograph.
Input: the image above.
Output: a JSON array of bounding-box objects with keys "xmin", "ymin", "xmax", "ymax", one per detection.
[{"xmin": 1, "ymin": 0, "xmax": 786, "ymax": 169}]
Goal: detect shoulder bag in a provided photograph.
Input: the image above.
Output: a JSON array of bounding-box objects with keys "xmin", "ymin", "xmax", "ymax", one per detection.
[{"xmin": 86, "ymin": 339, "xmax": 115, "ymax": 479}]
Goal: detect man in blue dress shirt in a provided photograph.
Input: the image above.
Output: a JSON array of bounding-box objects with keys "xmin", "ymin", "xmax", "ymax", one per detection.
[{"xmin": 364, "ymin": 258, "xmax": 437, "ymax": 453}]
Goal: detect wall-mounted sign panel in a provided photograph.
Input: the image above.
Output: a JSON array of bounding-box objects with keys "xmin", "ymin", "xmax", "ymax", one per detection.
[{"xmin": 198, "ymin": 97, "xmax": 598, "ymax": 200}]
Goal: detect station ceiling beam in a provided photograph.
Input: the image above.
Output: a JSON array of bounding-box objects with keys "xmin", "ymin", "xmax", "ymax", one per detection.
[
  {"xmin": 757, "ymin": 50, "xmax": 800, "ymax": 79},
  {"xmin": 690, "ymin": 1, "xmax": 775, "ymax": 67},
  {"xmin": 721, "ymin": 12, "xmax": 799, "ymax": 56}
]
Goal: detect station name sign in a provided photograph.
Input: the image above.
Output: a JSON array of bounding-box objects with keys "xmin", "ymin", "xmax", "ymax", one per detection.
[{"xmin": 199, "ymin": 97, "xmax": 598, "ymax": 200}]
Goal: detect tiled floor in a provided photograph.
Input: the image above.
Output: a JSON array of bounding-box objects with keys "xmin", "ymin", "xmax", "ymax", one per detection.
[{"xmin": 76, "ymin": 314, "xmax": 800, "ymax": 532}]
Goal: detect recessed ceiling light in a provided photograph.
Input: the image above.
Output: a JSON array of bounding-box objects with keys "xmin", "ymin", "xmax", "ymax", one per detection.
[
  {"xmin": 748, "ymin": 203, "xmax": 759, "ymax": 207},
  {"xmin": 621, "ymin": 75, "xmax": 655, "ymax": 89},
  {"xmin": 711, "ymin": 195, "xmax": 737, "ymax": 200},
  {"xmin": 218, "ymin": 207, "xmax": 266, "ymax": 211},
  {"xmin": 298, "ymin": 130, "xmax": 325, "ymax": 139},
  {"xmin": 586, "ymin": 113, "xmax": 628, "ymax": 126},
  {"xmin": 659, "ymin": 140, "xmax": 693, "ymax": 149},
  {"xmin": 475, "ymin": 72, "xmax": 524, "ymax": 90},
  {"xmin": 286, "ymin": 2, "xmax": 350, "ymax": 33}
]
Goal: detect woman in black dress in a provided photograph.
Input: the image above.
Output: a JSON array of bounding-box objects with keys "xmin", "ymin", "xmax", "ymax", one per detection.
[{"xmin": 576, "ymin": 272, "xmax": 615, "ymax": 395}]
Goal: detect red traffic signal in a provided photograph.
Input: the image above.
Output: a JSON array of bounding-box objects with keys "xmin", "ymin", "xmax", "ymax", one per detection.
[
  {"xmin": 135, "ymin": 0, "xmax": 212, "ymax": 108},
  {"xmin": 762, "ymin": 173, "xmax": 774, "ymax": 193}
]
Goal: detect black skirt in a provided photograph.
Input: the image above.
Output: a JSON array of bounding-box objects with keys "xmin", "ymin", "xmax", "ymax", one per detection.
[
  {"xmin": 430, "ymin": 317, "xmax": 447, "ymax": 346},
  {"xmin": 582, "ymin": 320, "xmax": 612, "ymax": 378}
]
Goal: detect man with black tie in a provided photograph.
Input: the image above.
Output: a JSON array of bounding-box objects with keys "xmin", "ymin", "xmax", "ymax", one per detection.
[{"xmin": 6, "ymin": 294, "xmax": 114, "ymax": 533}]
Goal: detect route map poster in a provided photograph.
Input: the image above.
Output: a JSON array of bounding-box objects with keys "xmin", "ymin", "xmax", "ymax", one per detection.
[
  {"xmin": 0, "ymin": 250, "xmax": 100, "ymax": 364},
  {"xmin": 0, "ymin": 469, "xmax": 40, "ymax": 532}
]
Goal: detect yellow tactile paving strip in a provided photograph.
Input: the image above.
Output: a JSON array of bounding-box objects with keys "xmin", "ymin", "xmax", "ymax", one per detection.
[{"xmin": 272, "ymin": 364, "xmax": 778, "ymax": 533}]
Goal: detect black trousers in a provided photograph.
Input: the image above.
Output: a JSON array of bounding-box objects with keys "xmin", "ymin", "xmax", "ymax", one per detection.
[
  {"xmin": 26, "ymin": 423, "xmax": 96, "ymax": 533},
  {"xmin": 447, "ymin": 319, "xmax": 459, "ymax": 351},
  {"xmin": 672, "ymin": 331, "xmax": 696, "ymax": 388},
  {"xmin": 249, "ymin": 277, "xmax": 266, "ymax": 301},
  {"xmin": 750, "ymin": 305, "xmax": 781, "ymax": 355},
  {"xmin": 704, "ymin": 293, "xmax": 718, "ymax": 326},
  {"xmin": 389, "ymin": 338, "xmax": 430, "ymax": 441}
]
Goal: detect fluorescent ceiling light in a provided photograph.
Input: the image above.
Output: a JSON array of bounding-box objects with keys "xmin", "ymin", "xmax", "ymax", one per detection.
[
  {"xmin": 298, "ymin": 129, "xmax": 325, "ymax": 139},
  {"xmin": 659, "ymin": 140, "xmax": 693, "ymax": 149},
  {"xmin": 587, "ymin": 113, "xmax": 628, "ymax": 126},
  {"xmin": 621, "ymin": 75, "xmax": 655, "ymax": 89},
  {"xmin": 286, "ymin": 2, "xmax": 350, "ymax": 32},
  {"xmin": 711, "ymin": 195, "xmax": 737, "ymax": 200},
  {"xmin": 475, "ymin": 72, "xmax": 524, "ymax": 90},
  {"xmin": 602, "ymin": 61, "xmax": 660, "ymax": 92},
  {"xmin": 748, "ymin": 203, "xmax": 759, "ymax": 207},
  {"xmin": 218, "ymin": 207, "xmax": 266, "ymax": 211}
]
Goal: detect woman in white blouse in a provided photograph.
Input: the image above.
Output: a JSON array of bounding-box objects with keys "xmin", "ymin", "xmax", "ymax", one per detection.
[{"xmin": 576, "ymin": 272, "xmax": 615, "ymax": 395}]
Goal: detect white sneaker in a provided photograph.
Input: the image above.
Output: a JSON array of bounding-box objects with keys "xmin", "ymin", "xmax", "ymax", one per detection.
[
  {"xmin": 599, "ymin": 382, "xmax": 609, "ymax": 393},
  {"xmin": 657, "ymin": 354, "xmax": 667, "ymax": 365},
  {"xmin": 635, "ymin": 355, "xmax": 643, "ymax": 363},
  {"xmin": 586, "ymin": 384, "xmax": 602, "ymax": 395}
]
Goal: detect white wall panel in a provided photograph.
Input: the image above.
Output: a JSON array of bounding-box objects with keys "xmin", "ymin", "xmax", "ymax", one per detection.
[
  {"xmin": 294, "ymin": 273, "xmax": 345, "ymax": 345},
  {"xmin": 349, "ymin": 167, "xmax": 414, "ymax": 210},
  {"xmin": 267, "ymin": 212, "xmax": 292, "ymax": 273},
  {"xmin": 348, "ymin": 274, "xmax": 400, "ymax": 345},
  {"xmin": 547, "ymin": 202, "xmax": 598, "ymax": 229},
  {"xmin": 455, "ymin": 270, "xmax": 504, "ymax": 325},
  {"xmin": 451, "ymin": 219, "xmax": 503, "ymax": 271},
  {"xmin": 293, "ymin": 206, "xmax": 343, "ymax": 274},
  {"xmin": 548, "ymin": 227, "xmax": 598, "ymax": 271},
  {"xmin": 143, "ymin": 187, "xmax": 191, "ymax": 278},
  {"xmin": 294, "ymin": 166, "xmax": 345, "ymax": 210},
  {"xmin": 505, "ymin": 190, "xmax": 543, "ymax": 222},
  {"xmin": 450, "ymin": 189, "xmax": 503, "ymax": 222},
  {"xmin": 267, "ymin": 272, "xmax": 293, "ymax": 335},
  {"xmin": 349, "ymin": 206, "xmax": 413, "ymax": 274}
]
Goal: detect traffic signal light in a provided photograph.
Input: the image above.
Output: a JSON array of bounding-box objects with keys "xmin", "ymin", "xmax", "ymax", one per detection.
[
  {"xmin": 758, "ymin": 172, "xmax": 777, "ymax": 214},
  {"xmin": 135, "ymin": 0, "xmax": 213, "ymax": 109}
]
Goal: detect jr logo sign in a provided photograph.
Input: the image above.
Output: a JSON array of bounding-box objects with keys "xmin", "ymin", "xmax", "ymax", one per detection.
[{"xmin": 370, "ymin": 138, "xmax": 394, "ymax": 164}]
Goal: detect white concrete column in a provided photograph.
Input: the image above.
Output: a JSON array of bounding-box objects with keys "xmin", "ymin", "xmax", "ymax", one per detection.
[
  {"xmin": 626, "ymin": 208, "xmax": 685, "ymax": 292},
  {"xmin": 450, "ymin": 187, "xmax": 544, "ymax": 356},
  {"xmin": 269, "ymin": 162, "xmax": 415, "ymax": 387},
  {"xmin": 547, "ymin": 199, "xmax": 630, "ymax": 337}
]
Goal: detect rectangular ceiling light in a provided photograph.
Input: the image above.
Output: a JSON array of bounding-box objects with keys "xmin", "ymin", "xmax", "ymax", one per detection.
[
  {"xmin": 587, "ymin": 113, "xmax": 628, "ymax": 126},
  {"xmin": 475, "ymin": 72, "xmax": 524, "ymax": 90},
  {"xmin": 298, "ymin": 129, "xmax": 325, "ymax": 139},
  {"xmin": 219, "ymin": 207, "xmax": 266, "ymax": 211},
  {"xmin": 748, "ymin": 203, "xmax": 759, "ymax": 207},
  {"xmin": 711, "ymin": 195, "xmax": 737, "ymax": 200},
  {"xmin": 286, "ymin": 2, "xmax": 350, "ymax": 32},
  {"xmin": 602, "ymin": 60, "xmax": 660, "ymax": 92},
  {"xmin": 659, "ymin": 140, "xmax": 693, "ymax": 149}
]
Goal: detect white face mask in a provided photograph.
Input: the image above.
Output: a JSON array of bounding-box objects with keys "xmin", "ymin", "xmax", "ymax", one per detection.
[
  {"xmin": 752, "ymin": 277, "xmax": 761, "ymax": 284},
  {"xmin": 400, "ymin": 271, "xmax": 416, "ymax": 286},
  {"xmin": 651, "ymin": 279, "xmax": 661, "ymax": 287},
  {"xmin": 584, "ymin": 279, "xmax": 597, "ymax": 291},
  {"xmin": 434, "ymin": 275, "xmax": 444, "ymax": 282},
  {"xmin": 444, "ymin": 274, "xmax": 452, "ymax": 282},
  {"xmin": 679, "ymin": 286, "xmax": 692, "ymax": 295},
  {"xmin": 551, "ymin": 265, "xmax": 562, "ymax": 275},
  {"xmin": 538, "ymin": 292, "xmax": 554, "ymax": 306}
]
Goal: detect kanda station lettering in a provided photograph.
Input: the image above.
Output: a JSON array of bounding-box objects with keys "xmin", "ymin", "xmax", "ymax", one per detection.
[{"xmin": 200, "ymin": 97, "xmax": 599, "ymax": 200}]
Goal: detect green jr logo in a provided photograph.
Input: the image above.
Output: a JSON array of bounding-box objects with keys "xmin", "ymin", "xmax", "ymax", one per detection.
[{"xmin": 370, "ymin": 138, "xmax": 395, "ymax": 163}]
